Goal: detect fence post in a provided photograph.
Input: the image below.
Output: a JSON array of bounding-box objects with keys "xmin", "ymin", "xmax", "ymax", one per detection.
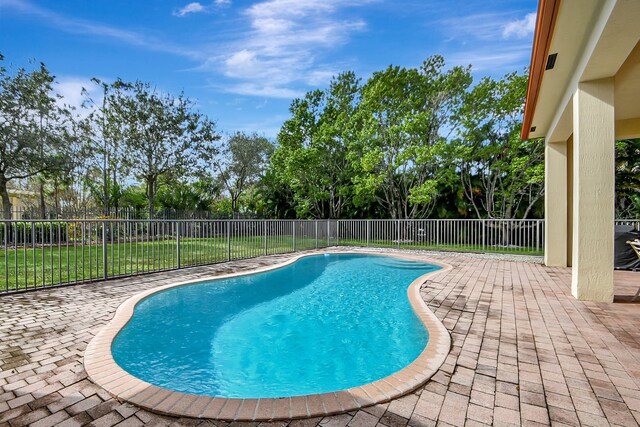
[
  {"xmin": 536, "ymin": 220, "xmax": 540, "ymax": 255},
  {"xmin": 3, "ymin": 222, "xmax": 7, "ymax": 288},
  {"xmin": 176, "ymin": 222, "xmax": 181, "ymax": 269},
  {"xmin": 292, "ymin": 220, "xmax": 296, "ymax": 252},
  {"xmin": 227, "ymin": 221, "xmax": 231, "ymax": 261},
  {"xmin": 315, "ymin": 220, "xmax": 318, "ymax": 249},
  {"xmin": 264, "ymin": 220, "xmax": 268, "ymax": 255},
  {"xmin": 336, "ymin": 220, "xmax": 340, "ymax": 246},
  {"xmin": 327, "ymin": 220, "xmax": 331, "ymax": 246},
  {"xmin": 102, "ymin": 220, "xmax": 108, "ymax": 280},
  {"xmin": 366, "ymin": 220, "xmax": 370, "ymax": 247},
  {"xmin": 397, "ymin": 219, "xmax": 401, "ymax": 248},
  {"xmin": 482, "ymin": 219, "xmax": 486, "ymax": 252}
]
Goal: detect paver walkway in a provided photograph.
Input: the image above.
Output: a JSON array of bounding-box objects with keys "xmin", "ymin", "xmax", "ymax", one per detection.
[{"xmin": 1, "ymin": 249, "xmax": 639, "ymax": 427}]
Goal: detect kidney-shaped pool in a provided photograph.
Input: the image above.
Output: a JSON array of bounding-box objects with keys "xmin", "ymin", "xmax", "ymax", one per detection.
[
  {"xmin": 85, "ymin": 252, "xmax": 452, "ymax": 420},
  {"xmin": 111, "ymin": 253, "xmax": 440, "ymax": 398}
]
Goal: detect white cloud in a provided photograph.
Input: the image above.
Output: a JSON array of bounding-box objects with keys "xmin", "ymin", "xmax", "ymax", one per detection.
[
  {"xmin": 52, "ymin": 77, "xmax": 106, "ymax": 120},
  {"xmin": 440, "ymin": 11, "xmax": 537, "ymax": 42},
  {"xmin": 224, "ymin": 49, "xmax": 259, "ymax": 74},
  {"xmin": 173, "ymin": 0, "xmax": 231, "ymax": 17},
  {"xmin": 3, "ymin": 0, "xmax": 370, "ymax": 99},
  {"xmin": 447, "ymin": 45, "xmax": 532, "ymax": 72},
  {"xmin": 438, "ymin": 11, "xmax": 536, "ymax": 75},
  {"xmin": 208, "ymin": 0, "xmax": 371, "ymax": 97},
  {"xmin": 440, "ymin": 12, "xmax": 515, "ymax": 41},
  {"xmin": 56, "ymin": 78, "xmax": 93, "ymax": 109},
  {"xmin": 503, "ymin": 12, "xmax": 537, "ymax": 39},
  {"xmin": 246, "ymin": 0, "xmax": 335, "ymax": 19},
  {"xmin": 174, "ymin": 2, "xmax": 206, "ymax": 17},
  {"xmin": 306, "ymin": 70, "xmax": 336, "ymax": 86}
]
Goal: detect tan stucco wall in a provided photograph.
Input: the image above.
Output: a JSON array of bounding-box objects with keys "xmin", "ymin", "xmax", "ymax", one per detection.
[
  {"xmin": 10, "ymin": 196, "xmax": 26, "ymax": 210},
  {"xmin": 544, "ymin": 140, "xmax": 568, "ymax": 267},
  {"xmin": 5, "ymin": 190, "xmax": 37, "ymax": 219},
  {"xmin": 616, "ymin": 118, "xmax": 640, "ymax": 139},
  {"xmin": 570, "ymin": 78, "xmax": 615, "ymax": 303}
]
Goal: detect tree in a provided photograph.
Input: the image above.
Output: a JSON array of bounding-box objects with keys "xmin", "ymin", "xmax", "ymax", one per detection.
[
  {"xmin": 214, "ymin": 132, "xmax": 273, "ymax": 213},
  {"xmin": 0, "ymin": 54, "xmax": 74, "ymax": 219},
  {"xmin": 455, "ymin": 71, "xmax": 544, "ymax": 220},
  {"xmin": 82, "ymin": 78, "xmax": 132, "ymax": 216},
  {"xmin": 349, "ymin": 56, "xmax": 472, "ymax": 219},
  {"xmin": 156, "ymin": 177, "xmax": 219, "ymax": 213},
  {"xmin": 113, "ymin": 81, "xmax": 219, "ymax": 218},
  {"xmin": 35, "ymin": 113, "xmax": 85, "ymax": 218},
  {"xmin": 273, "ymin": 72, "xmax": 360, "ymax": 219},
  {"xmin": 254, "ymin": 167, "xmax": 297, "ymax": 219},
  {"xmin": 118, "ymin": 184, "xmax": 148, "ymax": 214},
  {"xmin": 615, "ymin": 138, "xmax": 640, "ymax": 219}
]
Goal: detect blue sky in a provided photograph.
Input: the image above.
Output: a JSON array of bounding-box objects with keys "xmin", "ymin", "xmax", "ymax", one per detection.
[{"xmin": 1, "ymin": 0, "xmax": 537, "ymax": 137}]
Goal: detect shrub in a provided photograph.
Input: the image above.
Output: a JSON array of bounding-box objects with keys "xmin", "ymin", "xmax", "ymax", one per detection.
[{"xmin": 0, "ymin": 221, "xmax": 69, "ymax": 245}]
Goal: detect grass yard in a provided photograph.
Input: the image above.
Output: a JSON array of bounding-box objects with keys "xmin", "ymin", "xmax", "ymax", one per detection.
[
  {"xmin": 337, "ymin": 239, "xmax": 543, "ymax": 256},
  {"xmin": 0, "ymin": 234, "xmax": 541, "ymax": 292},
  {"xmin": 0, "ymin": 235, "xmax": 322, "ymax": 292}
]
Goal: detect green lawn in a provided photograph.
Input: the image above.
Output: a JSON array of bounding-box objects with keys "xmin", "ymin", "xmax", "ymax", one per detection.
[
  {"xmin": 0, "ymin": 234, "xmax": 540, "ymax": 292},
  {"xmin": 0, "ymin": 236, "xmax": 322, "ymax": 292},
  {"xmin": 337, "ymin": 239, "xmax": 543, "ymax": 256}
]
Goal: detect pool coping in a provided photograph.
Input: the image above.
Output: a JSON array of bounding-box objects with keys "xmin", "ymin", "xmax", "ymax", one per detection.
[{"xmin": 83, "ymin": 250, "xmax": 453, "ymax": 421}]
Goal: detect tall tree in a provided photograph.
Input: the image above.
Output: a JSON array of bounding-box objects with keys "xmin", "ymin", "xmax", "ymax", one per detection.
[
  {"xmin": 273, "ymin": 72, "xmax": 360, "ymax": 218},
  {"xmin": 113, "ymin": 81, "xmax": 219, "ymax": 218},
  {"xmin": 214, "ymin": 132, "xmax": 273, "ymax": 213},
  {"xmin": 272, "ymin": 90, "xmax": 324, "ymax": 218},
  {"xmin": 0, "ymin": 55, "xmax": 73, "ymax": 219},
  {"xmin": 81, "ymin": 78, "xmax": 132, "ymax": 216},
  {"xmin": 349, "ymin": 56, "xmax": 471, "ymax": 219},
  {"xmin": 455, "ymin": 71, "xmax": 544, "ymax": 219}
]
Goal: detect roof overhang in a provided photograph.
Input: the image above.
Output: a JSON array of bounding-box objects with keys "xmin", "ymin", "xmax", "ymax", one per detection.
[{"xmin": 521, "ymin": 0, "xmax": 640, "ymax": 141}]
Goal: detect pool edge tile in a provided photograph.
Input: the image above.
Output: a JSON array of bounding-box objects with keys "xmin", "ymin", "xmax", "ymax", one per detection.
[
  {"xmin": 235, "ymin": 398, "xmax": 259, "ymax": 421},
  {"xmin": 320, "ymin": 393, "xmax": 342, "ymax": 415},
  {"xmin": 183, "ymin": 395, "xmax": 214, "ymax": 418},
  {"xmin": 254, "ymin": 398, "xmax": 274, "ymax": 420},
  {"xmin": 334, "ymin": 390, "xmax": 360, "ymax": 411},
  {"xmin": 216, "ymin": 398, "xmax": 242, "ymax": 420},
  {"xmin": 290, "ymin": 395, "xmax": 309, "ymax": 418},
  {"xmin": 272, "ymin": 397, "xmax": 292, "ymax": 420},
  {"xmin": 347, "ymin": 387, "xmax": 376, "ymax": 408},
  {"xmin": 305, "ymin": 394, "xmax": 326, "ymax": 418},
  {"xmin": 200, "ymin": 397, "xmax": 227, "ymax": 419}
]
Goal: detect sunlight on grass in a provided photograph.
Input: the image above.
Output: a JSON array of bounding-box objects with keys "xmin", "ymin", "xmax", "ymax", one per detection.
[{"xmin": 0, "ymin": 235, "xmax": 539, "ymax": 292}]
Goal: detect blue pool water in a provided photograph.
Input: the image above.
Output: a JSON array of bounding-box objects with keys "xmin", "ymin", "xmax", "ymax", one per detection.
[{"xmin": 112, "ymin": 253, "xmax": 440, "ymax": 398}]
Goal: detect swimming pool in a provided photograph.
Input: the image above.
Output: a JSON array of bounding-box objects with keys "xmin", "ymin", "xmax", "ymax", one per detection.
[{"xmin": 85, "ymin": 252, "xmax": 451, "ymax": 420}]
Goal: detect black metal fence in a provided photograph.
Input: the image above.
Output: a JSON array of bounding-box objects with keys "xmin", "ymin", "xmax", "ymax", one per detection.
[
  {"xmin": 1, "ymin": 219, "xmax": 332, "ymax": 293},
  {"xmin": 3, "ymin": 217, "xmax": 636, "ymax": 295}
]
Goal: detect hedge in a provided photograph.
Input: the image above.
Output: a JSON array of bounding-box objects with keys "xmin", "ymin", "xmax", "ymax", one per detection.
[{"xmin": 0, "ymin": 222, "xmax": 70, "ymax": 245}]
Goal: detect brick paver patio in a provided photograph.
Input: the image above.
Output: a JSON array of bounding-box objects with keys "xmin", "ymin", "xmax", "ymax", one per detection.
[{"xmin": 1, "ymin": 250, "xmax": 639, "ymax": 427}]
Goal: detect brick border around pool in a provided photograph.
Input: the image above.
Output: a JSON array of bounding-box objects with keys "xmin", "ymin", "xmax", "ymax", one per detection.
[{"xmin": 82, "ymin": 250, "xmax": 453, "ymax": 421}]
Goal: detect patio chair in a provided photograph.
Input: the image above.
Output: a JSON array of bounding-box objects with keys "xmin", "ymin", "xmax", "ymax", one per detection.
[{"xmin": 626, "ymin": 239, "xmax": 640, "ymax": 302}]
